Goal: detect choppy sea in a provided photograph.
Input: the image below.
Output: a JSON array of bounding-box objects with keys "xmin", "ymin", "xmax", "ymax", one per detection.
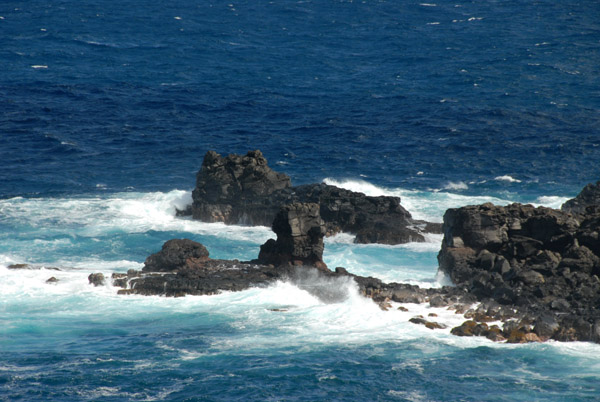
[{"xmin": 2, "ymin": 0, "xmax": 600, "ymax": 400}]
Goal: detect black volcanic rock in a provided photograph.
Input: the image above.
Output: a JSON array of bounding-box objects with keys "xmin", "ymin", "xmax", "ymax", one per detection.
[
  {"xmin": 562, "ymin": 181, "xmax": 600, "ymax": 216},
  {"xmin": 291, "ymin": 183, "xmax": 426, "ymax": 243},
  {"xmin": 143, "ymin": 239, "xmax": 209, "ymax": 272},
  {"xmin": 438, "ymin": 201, "xmax": 600, "ymax": 342},
  {"xmin": 127, "ymin": 260, "xmax": 287, "ymax": 297},
  {"xmin": 114, "ymin": 239, "xmax": 468, "ymax": 310},
  {"xmin": 88, "ymin": 273, "xmax": 105, "ymax": 286},
  {"xmin": 191, "ymin": 150, "xmax": 291, "ymax": 224},
  {"xmin": 258, "ymin": 203, "xmax": 328, "ymax": 270},
  {"xmin": 189, "ymin": 150, "xmax": 432, "ymax": 244}
]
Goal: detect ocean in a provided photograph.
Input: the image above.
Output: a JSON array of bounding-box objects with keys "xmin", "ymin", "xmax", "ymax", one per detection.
[{"xmin": 2, "ymin": 0, "xmax": 600, "ymax": 400}]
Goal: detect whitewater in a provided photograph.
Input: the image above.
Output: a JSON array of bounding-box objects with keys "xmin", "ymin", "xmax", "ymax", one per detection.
[
  {"xmin": 2, "ymin": 0, "xmax": 600, "ymax": 399},
  {"xmin": 2, "ymin": 181, "xmax": 599, "ymax": 400}
]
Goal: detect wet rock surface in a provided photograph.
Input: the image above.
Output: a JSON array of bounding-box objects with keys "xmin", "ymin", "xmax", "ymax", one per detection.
[
  {"xmin": 561, "ymin": 180, "xmax": 600, "ymax": 216},
  {"xmin": 438, "ymin": 197, "xmax": 600, "ymax": 343},
  {"xmin": 7, "ymin": 264, "xmax": 60, "ymax": 271},
  {"xmin": 88, "ymin": 273, "xmax": 105, "ymax": 286},
  {"xmin": 188, "ymin": 150, "xmax": 438, "ymax": 244},
  {"xmin": 258, "ymin": 203, "xmax": 327, "ymax": 270},
  {"xmin": 105, "ymin": 179, "xmax": 600, "ymax": 344},
  {"xmin": 143, "ymin": 239, "xmax": 209, "ymax": 273}
]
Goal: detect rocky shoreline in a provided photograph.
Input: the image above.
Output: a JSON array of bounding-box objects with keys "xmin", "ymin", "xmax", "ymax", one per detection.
[
  {"xmin": 438, "ymin": 182, "xmax": 600, "ymax": 343},
  {"xmin": 90, "ymin": 177, "xmax": 600, "ymax": 344},
  {"xmin": 15, "ymin": 148, "xmax": 600, "ymax": 344}
]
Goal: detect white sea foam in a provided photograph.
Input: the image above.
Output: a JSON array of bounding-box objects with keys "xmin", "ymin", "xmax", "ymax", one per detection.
[
  {"xmin": 534, "ymin": 196, "xmax": 569, "ymax": 209},
  {"xmin": 0, "ymin": 190, "xmax": 272, "ymax": 243},
  {"xmin": 387, "ymin": 390, "xmax": 428, "ymax": 401},
  {"xmin": 4, "ymin": 187, "xmax": 599, "ymax": 356},
  {"xmin": 494, "ymin": 175, "xmax": 522, "ymax": 183},
  {"xmin": 323, "ymin": 178, "xmax": 511, "ymax": 222},
  {"xmin": 3, "ymin": 260, "xmax": 600, "ymax": 356},
  {"xmin": 442, "ymin": 181, "xmax": 469, "ymax": 191}
]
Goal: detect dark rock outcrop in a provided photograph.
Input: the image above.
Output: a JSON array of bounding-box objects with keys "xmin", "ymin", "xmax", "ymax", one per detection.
[
  {"xmin": 114, "ymin": 239, "xmax": 468, "ymax": 307},
  {"xmin": 191, "ymin": 150, "xmax": 292, "ymax": 224},
  {"xmin": 114, "ymin": 209, "xmax": 467, "ymax": 304},
  {"xmin": 290, "ymin": 183, "xmax": 426, "ymax": 243},
  {"xmin": 7, "ymin": 264, "xmax": 60, "ymax": 271},
  {"xmin": 143, "ymin": 239, "xmax": 209, "ymax": 272},
  {"xmin": 125, "ymin": 260, "xmax": 287, "ymax": 297},
  {"xmin": 258, "ymin": 203, "xmax": 327, "ymax": 270},
  {"xmin": 438, "ymin": 201, "xmax": 600, "ymax": 343},
  {"xmin": 562, "ymin": 181, "xmax": 600, "ymax": 216},
  {"xmin": 88, "ymin": 273, "xmax": 105, "ymax": 286},
  {"xmin": 189, "ymin": 150, "xmax": 436, "ymax": 244},
  {"xmin": 113, "ymin": 175, "xmax": 600, "ymax": 344}
]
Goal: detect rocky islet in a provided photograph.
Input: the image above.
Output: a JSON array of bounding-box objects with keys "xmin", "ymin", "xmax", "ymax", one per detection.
[
  {"xmin": 77, "ymin": 151, "xmax": 600, "ymax": 344},
  {"xmin": 184, "ymin": 150, "xmax": 437, "ymax": 244}
]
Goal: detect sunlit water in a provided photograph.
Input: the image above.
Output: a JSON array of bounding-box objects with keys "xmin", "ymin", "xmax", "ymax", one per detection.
[{"xmin": 2, "ymin": 0, "xmax": 600, "ymax": 399}]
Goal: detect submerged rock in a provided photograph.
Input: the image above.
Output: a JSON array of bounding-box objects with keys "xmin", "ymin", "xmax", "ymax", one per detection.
[
  {"xmin": 7, "ymin": 263, "xmax": 60, "ymax": 271},
  {"xmin": 7, "ymin": 263, "xmax": 32, "ymax": 269}
]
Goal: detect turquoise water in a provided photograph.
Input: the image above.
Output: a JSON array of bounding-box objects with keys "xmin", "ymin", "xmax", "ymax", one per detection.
[
  {"xmin": 2, "ymin": 0, "xmax": 600, "ymax": 399},
  {"xmin": 2, "ymin": 186, "xmax": 599, "ymax": 401}
]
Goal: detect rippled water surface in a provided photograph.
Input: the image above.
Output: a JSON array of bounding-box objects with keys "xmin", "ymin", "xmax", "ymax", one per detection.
[{"xmin": 2, "ymin": 0, "xmax": 600, "ymax": 400}]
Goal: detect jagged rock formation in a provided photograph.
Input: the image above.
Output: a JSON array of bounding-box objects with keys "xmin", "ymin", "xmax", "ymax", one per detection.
[
  {"xmin": 88, "ymin": 273, "xmax": 105, "ymax": 287},
  {"xmin": 110, "ymin": 208, "xmax": 462, "ymax": 306},
  {"xmin": 258, "ymin": 203, "xmax": 328, "ymax": 270},
  {"xmin": 562, "ymin": 180, "xmax": 600, "ymax": 216},
  {"xmin": 112, "ymin": 239, "xmax": 468, "ymax": 307},
  {"xmin": 101, "ymin": 177, "xmax": 600, "ymax": 344},
  {"xmin": 438, "ymin": 201, "xmax": 600, "ymax": 342},
  {"xmin": 187, "ymin": 150, "xmax": 436, "ymax": 244},
  {"xmin": 191, "ymin": 150, "xmax": 292, "ymax": 224}
]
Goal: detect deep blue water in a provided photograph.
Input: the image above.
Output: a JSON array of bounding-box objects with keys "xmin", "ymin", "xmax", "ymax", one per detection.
[
  {"xmin": 2, "ymin": 0, "xmax": 600, "ymax": 199},
  {"xmin": 2, "ymin": 0, "xmax": 600, "ymax": 401}
]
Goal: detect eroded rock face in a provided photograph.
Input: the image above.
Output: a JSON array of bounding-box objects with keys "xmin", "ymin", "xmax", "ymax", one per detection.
[
  {"xmin": 290, "ymin": 183, "xmax": 424, "ymax": 243},
  {"xmin": 115, "ymin": 175, "xmax": 600, "ymax": 343},
  {"xmin": 143, "ymin": 239, "xmax": 209, "ymax": 272},
  {"xmin": 189, "ymin": 150, "xmax": 433, "ymax": 244},
  {"xmin": 191, "ymin": 150, "xmax": 291, "ymax": 224},
  {"xmin": 258, "ymin": 203, "xmax": 328, "ymax": 270},
  {"xmin": 113, "ymin": 239, "xmax": 469, "ymax": 310},
  {"xmin": 438, "ymin": 201, "xmax": 600, "ymax": 342},
  {"xmin": 562, "ymin": 181, "xmax": 600, "ymax": 216}
]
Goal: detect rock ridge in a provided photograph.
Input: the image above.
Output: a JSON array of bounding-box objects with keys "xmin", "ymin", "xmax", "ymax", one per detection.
[{"xmin": 186, "ymin": 150, "xmax": 438, "ymax": 244}]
